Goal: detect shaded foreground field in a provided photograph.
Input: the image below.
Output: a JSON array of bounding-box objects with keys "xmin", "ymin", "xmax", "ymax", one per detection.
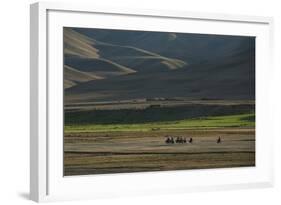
[{"xmin": 64, "ymin": 128, "xmax": 255, "ymax": 176}]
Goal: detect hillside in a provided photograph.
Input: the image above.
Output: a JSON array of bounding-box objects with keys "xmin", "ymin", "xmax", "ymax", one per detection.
[
  {"xmin": 64, "ymin": 65, "xmax": 103, "ymax": 89},
  {"xmin": 64, "ymin": 27, "xmax": 255, "ymax": 103},
  {"xmin": 73, "ymin": 28, "xmax": 255, "ymax": 65},
  {"xmin": 64, "ymin": 28, "xmax": 187, "ymax": 87}
]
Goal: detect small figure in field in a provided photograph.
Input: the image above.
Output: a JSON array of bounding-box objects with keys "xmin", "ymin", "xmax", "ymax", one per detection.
[
  {"xmin": 189, "ymin": 138, "xmax": 193, "ymax": 143},
  {"xmin": 165, "ymin": 136, "xmax": 175, "ymax": 144},
  {"xmin": 217, "ymin": 137, "xmax": 221, "ymax": 144},
  {"xmin": 176, "ymin": 137, "xmax": 183, "ymax": 143},
  {"xmin": 176, "ymin": 137, "xmax": 186, "ymax": 144}
]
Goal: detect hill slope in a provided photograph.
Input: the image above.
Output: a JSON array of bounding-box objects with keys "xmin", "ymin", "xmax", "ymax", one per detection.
[
  {"xmin": 64, "ymin": 65, "xmax": 104, "ymax": 89},
  {"xmin": 64, "ymin": 27, "xmax": 255, "ymax": 103},
  {"xmin": 65, "ymin": 58, "xmax": 254, "ymax": 103},
  {"xmin": 64, "ymin": 28, "xmax": 188, "ymax": 88}
]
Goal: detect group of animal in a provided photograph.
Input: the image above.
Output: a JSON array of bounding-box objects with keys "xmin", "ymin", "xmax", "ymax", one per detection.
[{"xmin": 165, "ymin": 136, "xmax": 222, "ymax": 144}]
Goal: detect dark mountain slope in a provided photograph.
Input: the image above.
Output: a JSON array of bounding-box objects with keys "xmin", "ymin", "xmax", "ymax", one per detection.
[
  {"xmin": 64, "ymin": 27, "xmax": 255, "ymax": 103},
  {"xmin": 73, "ymin": 27, "xmax": 255, "ymax": 65},
  {"xmin": 65, "ymin": 57, "xmax": 254, "ymax": 103}
]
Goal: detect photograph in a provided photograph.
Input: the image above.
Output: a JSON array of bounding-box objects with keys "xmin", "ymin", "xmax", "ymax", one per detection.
[{"xmin": 63, "ymin": 27, "xmax": 255, "ymax": 176}]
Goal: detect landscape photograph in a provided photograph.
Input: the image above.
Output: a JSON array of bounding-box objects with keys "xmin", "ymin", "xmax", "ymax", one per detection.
[{"xmin": 63, "ymin": 27, "xmax": 255, "ymax": 176}]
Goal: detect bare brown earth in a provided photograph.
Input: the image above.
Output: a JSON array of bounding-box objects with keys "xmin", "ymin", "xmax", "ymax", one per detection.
[{"xmin": 64, "ymin": 128, "xmax": 255, "ymax": 176}]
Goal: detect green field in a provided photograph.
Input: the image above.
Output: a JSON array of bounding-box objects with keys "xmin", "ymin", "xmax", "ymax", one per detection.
[{"xmin": 65, "ymin": 113, "xmax": 255, "ymax": 133}]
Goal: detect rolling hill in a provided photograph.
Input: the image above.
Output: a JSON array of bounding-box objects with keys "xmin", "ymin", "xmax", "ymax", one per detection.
[
  {"xmin": 64, "ymin": 28, "xmax": 187, "ymax": 85},
  {"xmin": 64, "ymin": 27, "xmax": 255, "ymax": 103},
  {"xmin": 64, "ymin": 65, "xmax": 104, "ymax": 89},
  {"xmin": 73, "ymin": 28, "xmax": 255, "ymax": 65}
]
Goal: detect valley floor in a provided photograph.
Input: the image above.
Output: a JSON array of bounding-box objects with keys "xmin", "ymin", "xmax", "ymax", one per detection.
[{"xmin": 64, "ymin": 128, "xmax": 255, "ymax": 176}]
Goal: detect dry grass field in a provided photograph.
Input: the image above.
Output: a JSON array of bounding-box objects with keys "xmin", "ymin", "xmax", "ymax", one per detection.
[{"xmin": 64, "ymin": 128, "xmax": 255, "ymax": 176}]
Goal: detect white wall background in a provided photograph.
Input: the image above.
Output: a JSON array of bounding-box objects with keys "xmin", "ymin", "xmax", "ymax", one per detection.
[{"xmin": 0, "ymin": 0, "xmax": 280, "ymax": 204}]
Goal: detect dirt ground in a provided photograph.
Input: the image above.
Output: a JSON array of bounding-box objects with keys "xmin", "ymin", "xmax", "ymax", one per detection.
[{"xmin": 64, "ymin": 128, "xmax": 255, "ymax": 176}]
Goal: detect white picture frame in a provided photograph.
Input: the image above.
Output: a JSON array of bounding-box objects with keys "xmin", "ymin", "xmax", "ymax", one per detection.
[{"xmin": 30, "ymin": 1, "xmax": 274, "ymax": 202}]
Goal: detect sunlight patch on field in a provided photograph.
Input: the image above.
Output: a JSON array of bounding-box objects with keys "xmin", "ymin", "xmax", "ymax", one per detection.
[{"xmin": 64, "ymin": 113, "xmax": 255, "ymax": 133}]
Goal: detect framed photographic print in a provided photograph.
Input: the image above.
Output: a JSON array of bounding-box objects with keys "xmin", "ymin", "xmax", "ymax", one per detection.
[{"xmin": 30, "ymin": 2, "xmax": 274, "ymax": 202}]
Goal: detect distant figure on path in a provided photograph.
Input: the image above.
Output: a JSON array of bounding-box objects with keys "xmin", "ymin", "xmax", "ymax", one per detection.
[
  {"xmin": 217, "ymin": 137, "xmax": 221, "ymax": 143},
  {"xmin": 165, "ymin": 137, "xmax": 171, "ymax": 144},
  {"xmin": 189, "ymin": 138, "xmax": 193, "ymax": 143},
  {"xmin": 165, "ymin": 136, "xmax": 175, "ymax": 144}
]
